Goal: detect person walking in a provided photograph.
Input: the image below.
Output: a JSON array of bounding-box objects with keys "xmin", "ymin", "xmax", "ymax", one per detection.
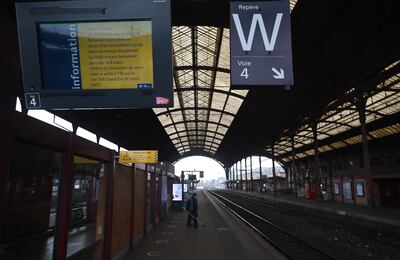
[{"xmin": 186, "ymin": 192, "xmax": 198, "ymax": 228}]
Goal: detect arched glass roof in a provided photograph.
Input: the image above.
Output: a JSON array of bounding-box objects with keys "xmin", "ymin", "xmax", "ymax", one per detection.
[
  {"xmin": 153, "ymin": 26, "xmax": 248, "ymax": 157},
  {"xmin": 154, "ymin": 1, "xmax": 298, "ymax": 158}
]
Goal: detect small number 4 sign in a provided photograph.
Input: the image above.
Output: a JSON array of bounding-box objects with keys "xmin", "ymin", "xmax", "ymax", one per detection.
[{"xmin": 25, "ymin": 93, "xmax": 41, "ymax": 109}]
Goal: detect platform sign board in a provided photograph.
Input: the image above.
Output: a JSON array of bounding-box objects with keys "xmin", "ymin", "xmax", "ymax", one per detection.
[
  {"xmin": 188, "ymin": 174, "xmax": 197, "ymax": 181},
  {"xmin": 230, "ymin": 1, "xmax": 294, "ymax": 87},
  {"xmin": 119, "ymin": 150, "xmax": 158, "ymax": 164},
  {"xmin": 16, "ymin": 0, "xmax": 173, "ymax": 109}
]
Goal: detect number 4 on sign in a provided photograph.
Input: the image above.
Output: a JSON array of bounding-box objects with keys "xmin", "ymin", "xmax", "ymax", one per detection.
[
  {"xmin": 25, "ymin": 93, "xmax": 41, "ymax": 109},
  {"xmin": 240, "ymin": 68, "xmax": 249, "ymax": 79},
  {"xmin": 30, "ymin": 97, "xmax": 37, "ymax": 107}
]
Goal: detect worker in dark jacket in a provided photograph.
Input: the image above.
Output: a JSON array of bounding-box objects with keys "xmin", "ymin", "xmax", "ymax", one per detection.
[{"xmin": 186, "ymin": 193, "xmax": 198, "ymax": 228}]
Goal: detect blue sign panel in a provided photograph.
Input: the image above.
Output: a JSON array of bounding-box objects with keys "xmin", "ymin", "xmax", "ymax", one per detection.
[
  {"xmin": 230, "ymin": 1, "xmax": 294, "ymax": 86},
  {"xmin": 38, "ymin": 23, "xmax": 82, "ymax": 90}
]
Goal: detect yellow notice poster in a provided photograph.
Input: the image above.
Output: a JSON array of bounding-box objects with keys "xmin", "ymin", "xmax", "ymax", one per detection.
[
  {"xmin": 78, "ymin": 21, "xmax": 153, "ymax": 90},
  {"xmin": 119, "ymin": 150, "xmax": 158, "ymax": 164}
]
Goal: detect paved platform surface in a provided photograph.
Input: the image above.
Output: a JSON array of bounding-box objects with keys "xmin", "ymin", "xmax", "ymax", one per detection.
[
  {"xmin": 233, "ymin": 189, "xmax": 400, "ymax": 227},
  {"xmin": 122, "ymin": 190, "xmax": 284, "ymax": 260}
]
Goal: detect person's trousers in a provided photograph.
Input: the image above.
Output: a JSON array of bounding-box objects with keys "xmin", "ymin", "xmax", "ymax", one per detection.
[{"xmin": 187, "ymin": 211, "xmax": 198, "ymax": 228}]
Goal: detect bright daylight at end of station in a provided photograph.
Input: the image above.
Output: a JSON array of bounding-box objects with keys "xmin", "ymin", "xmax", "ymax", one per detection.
[{"xmin": 1, "ymin": 0, "xmax": 400, "ymax": 260}]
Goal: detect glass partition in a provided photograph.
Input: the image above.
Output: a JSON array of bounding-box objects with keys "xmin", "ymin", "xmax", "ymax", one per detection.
[
  {"xmin": 1, "ymin": 142, "xmax": 62, "ymax": 260},
  {"xmin": 66, "ymin": 156, "xmax": 105, "ymax": 259}
]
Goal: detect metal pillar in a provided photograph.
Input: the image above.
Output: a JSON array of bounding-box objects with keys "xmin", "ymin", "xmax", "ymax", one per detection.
[
  {"xmin": 143, "ymin": 164, "xmax": 148, "ymax": 237},
  {"xmin": 235, "ymin": 163, "xmax": 239, "ymax": 190},
  {"xmin": 231, "ymin": 166, "xmax": 234, "ymax": 189},
  {"xmin": 151, "ymin": 168, "xmax": 157, "ymax": 226},
  {"xmin": 272, "ymin": 144, "xmax": 277, "ymax": 195},
  {"xmin": 285, "ymin": 166, "xmax": 289, "ymax": 190},
  {"xmin": 239, "ymin": 160, "xmax": 243, "ymax": 190},
  {"xmin": 250, "ymin": 156, "xmax": 254, "ymax": 192},
  {"xmin": 104, "ymin": 151, "xmax": 115, "ymax": 260},
  {"xmin": 357, "ymin": 99, "xmax": 374, "ymax": 206},
  {"xmin": 312, "ymin": 121, "xmax": 321, "ymax": 200},
  {"xmin": 129, "ymin": 164, "xmax": 136, "ymax": 250},
  {"xmin": 291, "ymin": 133, "xmax": 297, "ymax": 198},
  {"xmin": 259, "ymin": 156, "xmax": 263, "ymax": 192},
  {"xmin": 244, "ymin": 158, "xmax": 248, "ymax": 191}
]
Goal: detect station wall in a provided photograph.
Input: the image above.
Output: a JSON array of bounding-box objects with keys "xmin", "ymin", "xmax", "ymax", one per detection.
[{"xmin": 0, "ymin": 112, "xmax": 175, "ymax": 260}]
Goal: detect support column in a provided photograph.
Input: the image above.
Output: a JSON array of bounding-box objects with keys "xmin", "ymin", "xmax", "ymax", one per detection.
[
  {"xmin": 54, "ymin": 133, "xmax": 74, "ymax": 260},
  {"xmin": 143, "ymin": 164, "xmax": 148, "ymax": 237},
  {"xmin": 235, "ymin": 163, "xmax": 239, "ymax": 190},
  {"xmin": 244, "ymin": 158, "xmax": 248, "ymax": 191},
  {"xmin": 151, "ymin": 168, "xmax": 156, "ymax": 226},
  {"xmin": 250, "ymin": 156, "xmax": 254, "ymax": 192},
  {"xmin": 312, "ymin": 121, "xmax": 321, "ymax": 200},
  {"xmin": 129, "ymin": 164, "xmax": 136, "ymax": 250},
  {"xmin": 157, "ymin": 168, "xmax": 162, "ymax": 220},
  {"xmin": 0, "ymin": 4, "xmax": 21, "ymax": 242},
  {"xmin": 231, "ymin": 166, "xmax": 234, "ymax": 189},
  {"xmin": 103, "ymin": 151, "xmax": 115, "ymax": 260},
  {"xmin": 291, "ymin": 133, "xmax": 297, "ymax": 198},
  {"xmin": 239, "ymin": 160, "xmax": 243, "ymax": 190},
  {"xmin": 259, "ymin": 156, "xmax": 263, "ymax": 192},
  {"xmin": 357, "ymin": 98, "xmax": 374, "ymax": 206},
  {"xmin": 285, "ymin": 166, "xmax": 289, "ymax": 191},
  {"xmin": 272, "ymin": 144, "xmax": 277, "ymax": 195}
]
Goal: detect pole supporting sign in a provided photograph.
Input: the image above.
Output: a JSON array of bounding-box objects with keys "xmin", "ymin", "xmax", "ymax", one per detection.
[
  {"xmin": 119, "ymin": 150, "xmax": 158, "ymax": 164},
  {"xmin": 230, "ymin": 1, "xmax": 294, "ymax": 87}
]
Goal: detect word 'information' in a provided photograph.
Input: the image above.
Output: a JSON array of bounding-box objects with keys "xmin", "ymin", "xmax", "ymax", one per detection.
[{"xmin": 39, "ymin": 20, "xmax": 154, "ymax": 90}]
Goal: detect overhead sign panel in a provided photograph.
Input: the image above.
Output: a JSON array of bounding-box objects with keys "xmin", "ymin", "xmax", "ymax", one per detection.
[
  {"xmin": 16, "ymin": 0, "xmax": 173, "ymax": 109},
  {"xmin": 230, "ymin": 1, "xmax": 294, "ymax": 86},
  {"xmin": 119, "ymin": 150, "xmax": 158, "ymax": 164}
]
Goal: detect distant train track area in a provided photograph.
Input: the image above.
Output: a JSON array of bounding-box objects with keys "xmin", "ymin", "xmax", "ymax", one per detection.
[{"xmin": 206, "ymin": 189, "xmax": 400, "ymax": 260}]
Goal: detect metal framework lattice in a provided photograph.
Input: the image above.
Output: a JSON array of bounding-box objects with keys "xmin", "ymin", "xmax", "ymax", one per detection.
[{"xmin": 154, "ymin": 27, "xmax": 248, "ymax": 156}]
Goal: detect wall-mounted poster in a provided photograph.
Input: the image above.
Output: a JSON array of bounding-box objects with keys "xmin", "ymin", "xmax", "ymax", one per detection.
[
  {"xmin": 356, "ymin": 181, "xmax": 364, "ymax": 197},
  {"xmin": 172, "ymin": 184, "xmax": 183, "ymax": 201},
  {"xmin": 334, "ymin": 183, "xmax": 340, "ymax": 195},
  {"xmin": 343, "ymin": 180, "xmax": 352, "ymax": 200}
]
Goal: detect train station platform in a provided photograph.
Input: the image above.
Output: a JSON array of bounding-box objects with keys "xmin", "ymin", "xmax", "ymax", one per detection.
[
  {"xmin": 233, "ymin": 189, "xmax": 400, "ymax": 228},
  {"xmin": 121, "ymin": 190, "xmax": 284, "ymax": 260}
]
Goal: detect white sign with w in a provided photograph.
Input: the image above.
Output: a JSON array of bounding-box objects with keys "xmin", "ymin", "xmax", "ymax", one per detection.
[{"xmin": 232, "ymin": 13, "xmax": 283, "ymax": 52}]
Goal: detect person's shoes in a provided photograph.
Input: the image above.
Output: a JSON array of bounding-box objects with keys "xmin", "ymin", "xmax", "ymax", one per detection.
[
  {"xmin": 187, "ymin": 223, "xmax": 192, "ymax": 227},
  {"xmin": 194, "ymin": 225, "xmax": 198, "ymax": 229}
]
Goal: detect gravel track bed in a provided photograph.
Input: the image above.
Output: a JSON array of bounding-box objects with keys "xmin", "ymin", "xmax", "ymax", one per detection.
[{"xmin": 213, "ymin": 190, "xmax": 400, "ymax": 260}]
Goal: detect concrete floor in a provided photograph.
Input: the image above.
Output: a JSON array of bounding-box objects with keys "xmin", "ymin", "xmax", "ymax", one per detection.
[{"xmin": 122, "ymin": 190, "xmax": 284, "ymax": 260}]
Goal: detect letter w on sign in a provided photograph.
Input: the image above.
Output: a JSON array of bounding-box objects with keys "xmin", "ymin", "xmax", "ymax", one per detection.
[{"xmin": 232, "ymin": 13, "xmax": 283, "ymax": 52}]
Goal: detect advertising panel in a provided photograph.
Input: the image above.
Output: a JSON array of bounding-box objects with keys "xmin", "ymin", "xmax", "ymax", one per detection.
[{"xmin": 172, "ymin": 184, "xmax": 183, "ymax": 201}]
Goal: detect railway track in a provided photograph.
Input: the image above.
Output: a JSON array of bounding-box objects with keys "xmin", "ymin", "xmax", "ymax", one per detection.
[
  {"xmin": 207, "ymin": 189, "xmax": 335, "ymax": 260},
  {"xmin": 214, "ymin": 189, "xmax": 400, "ymax": 250}
]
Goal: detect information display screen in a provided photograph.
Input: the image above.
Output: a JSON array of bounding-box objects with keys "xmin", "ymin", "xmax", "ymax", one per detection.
[
  {"xmin": 38, "ymin": 20, "xmax": 153, "ymax": 90},
  {"xmin": 16, "ymin": 0, "xmax": 172, "ymax": 109}
]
